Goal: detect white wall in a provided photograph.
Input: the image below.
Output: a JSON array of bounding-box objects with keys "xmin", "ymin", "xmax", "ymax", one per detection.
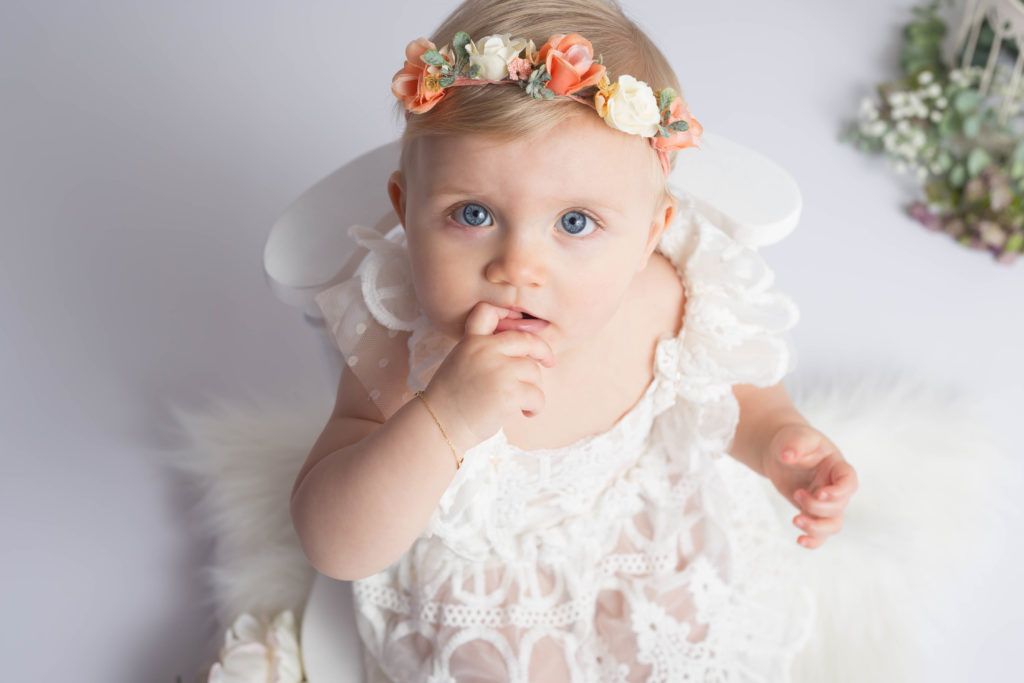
[{"xmin": 2, "ymin": 1, "xmax": 1021, "ymax": 681}]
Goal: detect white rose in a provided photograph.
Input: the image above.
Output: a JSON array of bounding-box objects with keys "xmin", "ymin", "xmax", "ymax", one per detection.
[
  {"xmin": 466, "ymin": 33, "xmax": 527, "ymax": 81},
  {"xmin": 208, "ymin": 611, "xmax": 304, "ymax": 683},
  {"xmin": 600, "ymin": 75, "xmax": 661, "ymax": 137}
]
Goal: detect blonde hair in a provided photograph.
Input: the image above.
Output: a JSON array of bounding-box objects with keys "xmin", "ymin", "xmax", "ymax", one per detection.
[{"xmin": 394, "ymin": 0, "xmax": 687, "ymax": 186}]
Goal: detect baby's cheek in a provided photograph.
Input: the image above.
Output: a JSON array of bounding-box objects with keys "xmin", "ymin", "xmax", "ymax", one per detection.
[{"xmin": 569, "ymin": 294, "xmax": 622, "ymax": 337}]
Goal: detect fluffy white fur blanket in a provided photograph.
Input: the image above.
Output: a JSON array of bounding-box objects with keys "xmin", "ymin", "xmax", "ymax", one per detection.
[{"xmin": 161, "ymin": 369, "xmax": 1012, "ymax": 683}]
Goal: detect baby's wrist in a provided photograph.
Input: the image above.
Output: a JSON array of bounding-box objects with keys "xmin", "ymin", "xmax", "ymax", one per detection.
[{"xmin": 416, "ymin": 387, "xmax": 484, "ymax": 460}]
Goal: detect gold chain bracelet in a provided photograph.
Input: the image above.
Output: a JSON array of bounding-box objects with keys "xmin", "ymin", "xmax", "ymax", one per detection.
[{"xmin": 414, "ymin": 390, "xmax": 464, "ymax": 471}]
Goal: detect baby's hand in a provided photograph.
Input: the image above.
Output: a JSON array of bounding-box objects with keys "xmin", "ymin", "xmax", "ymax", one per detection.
[
  {"xmin": 761, "ymin": 423, "xmax": 858, "ymax": 550},
  {"xmin": 421, "ymin": 301, "xmax": 556, "ymax": 451}
]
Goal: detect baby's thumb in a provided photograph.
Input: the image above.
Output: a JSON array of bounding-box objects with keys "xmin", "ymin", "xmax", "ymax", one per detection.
[{"xmin": 779, "ymin": 431, "xmax": 823, "ymax": 467}]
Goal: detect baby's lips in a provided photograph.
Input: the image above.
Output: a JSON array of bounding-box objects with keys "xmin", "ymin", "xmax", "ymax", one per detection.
[{"xmin": 499, "ymin": 304, "xmax": 543, "ymax": 321}]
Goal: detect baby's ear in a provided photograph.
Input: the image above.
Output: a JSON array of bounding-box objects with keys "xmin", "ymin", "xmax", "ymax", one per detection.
[
  {"xmin": 386, "ymin": 170, "xmax": 407, "ymax": 229},
  {"xmin": 638, "ymin": 192, "xmax": 678, "ymax": 271}
]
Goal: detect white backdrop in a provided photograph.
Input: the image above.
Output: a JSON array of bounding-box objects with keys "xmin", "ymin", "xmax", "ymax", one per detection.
[{"xmin": 2, "ymin": 1, "xmax": 1021, "ymax": 681}]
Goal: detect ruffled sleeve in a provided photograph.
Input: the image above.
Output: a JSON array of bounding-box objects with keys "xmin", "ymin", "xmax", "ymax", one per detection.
[
  {"xmin": 661, "ymin": 194, "xmax": 800, "ymax": 393},
  {"xmin": 653, "ymin": 192, "xmax": 801, "ymax": 458},
  {"xmin": 312, "ymin": 224, "xmax": 421, "ymax": 419}
]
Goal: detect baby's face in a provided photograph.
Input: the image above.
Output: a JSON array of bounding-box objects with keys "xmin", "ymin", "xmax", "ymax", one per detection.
[{"xmin": 388, "ymin": 112, "xmax": 675, "ymax": 359}]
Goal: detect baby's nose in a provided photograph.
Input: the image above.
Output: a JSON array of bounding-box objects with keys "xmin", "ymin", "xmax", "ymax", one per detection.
[{"xmin": 485, "ymin": 236, "xmax": 546, "ymax": 288}]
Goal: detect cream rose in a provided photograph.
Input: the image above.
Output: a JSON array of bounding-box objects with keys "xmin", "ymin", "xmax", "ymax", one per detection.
[
  {"xmin": 598, "ymin": 75, "xmax": 661, "ymax": 137},
  {"xmin": 466, "ymin": 33, "xmax": 527, "ymax": 80}
]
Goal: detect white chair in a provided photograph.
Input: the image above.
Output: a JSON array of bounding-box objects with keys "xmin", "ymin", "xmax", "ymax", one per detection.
[{"xmin": 263, "ymin": 131, "xmax": 803, "ymax": 682}]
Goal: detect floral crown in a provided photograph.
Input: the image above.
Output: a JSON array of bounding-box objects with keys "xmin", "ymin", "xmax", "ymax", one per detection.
[{"xmin": 391, "ymin": 31, "xmax": 703, "ymax": 176}]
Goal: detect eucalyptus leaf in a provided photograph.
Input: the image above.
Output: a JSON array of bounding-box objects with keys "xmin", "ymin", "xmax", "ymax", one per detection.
[
  {"xmin": 954, "ymin": 90, "xmax": 981, "ymax": 114},
  {"xmin": 422, "ymin": 49, "xmax": 446, "ymax": 67},
  {"xmin": 950, "ymin": 164, "xmax": 967, "ymax": 187},
  {"xmin": 938, "ymin": 112, "xmax": 958, "ymax": 138},
  {"xmin": 967, "ymin": 148, "xmax": 992, "ymax": 177},
  {"xmin": 453, "ymin": 32, "xmax": 471, "ymax": 58},
  {"xmin": 658, "ymin": 88, "xmax": 676, "ymax": 112},
  {"xmin": 667, "ymin": 120, "xmax": 690, "ymax": 132},
  {"xmin": 467, "ymin": 64, "xmax": 481, "ymax": 79},
  {"xmin": 937, "ymin": 150, "xmax": 954, "ymax": 173},
  {"xmin": 963, "ymin": 112, "xmax": 981, "ymax": 138},
  {"xmin": 439, "ymin": 75, "xmax": 456, "ymax": 88}
]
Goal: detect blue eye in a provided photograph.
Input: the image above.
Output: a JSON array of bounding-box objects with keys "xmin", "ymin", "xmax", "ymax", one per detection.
[
  {"xmin": 453, "ymin": 203, "xmax": 492, "ymax": 227},
  {"xmin": 560, "ymin": 210, "xmax": 596, "ymax": 237}
]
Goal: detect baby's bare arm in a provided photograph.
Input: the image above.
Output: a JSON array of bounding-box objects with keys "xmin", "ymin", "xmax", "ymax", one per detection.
[
  {"xmin": 729, "ymin": 381, "xmax": 809, "ymax": 475},
  {"xmin": 733, "ymin": 381, "xmax": 858, "ymax": 549},
  {"xmin": 290, "ymin": 366, "xmax": 466, "ymax": 581},
  {"xmin": 292, "ymin": 303, "xmax": 553, "ymax": 580}
]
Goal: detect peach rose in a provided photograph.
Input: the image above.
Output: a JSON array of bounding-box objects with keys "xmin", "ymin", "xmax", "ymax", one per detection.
[
  {"xmin": 653, "ymin": 95, "xmax": 703, "ymax": 151},
  {"xmin": 391, "ymin": 38, "xmax": 452, "ymax": 114},
  {"xmin": 538, "ymin": 33, "xmax": 606, "ymax": 96}
]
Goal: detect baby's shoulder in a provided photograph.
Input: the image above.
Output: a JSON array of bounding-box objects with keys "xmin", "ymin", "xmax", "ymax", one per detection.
[{"xmin": 632, "ymin": 250, "xmax": 686, "ymax": 342}]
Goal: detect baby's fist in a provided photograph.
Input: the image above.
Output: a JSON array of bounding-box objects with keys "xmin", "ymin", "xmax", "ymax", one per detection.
[{"xmin": 761, "ymin": 423, "xmax": 858, "ymax": 550}]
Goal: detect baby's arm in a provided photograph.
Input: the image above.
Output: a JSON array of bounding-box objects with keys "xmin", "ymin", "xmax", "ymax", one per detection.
[
  {"xmin": 729, "ymin": 381, "xmax": 808, "ymax": 476},
  {"xmin": 730, "ymin": 382, "xmax": 859, "ymax": 549},
  {"xmin": 290, "ymin": 302, "xmax": 554, "ymax": 580},
  {"xmin": 290, "ymin": 363, "xmax": 471, "ymax": 580}
]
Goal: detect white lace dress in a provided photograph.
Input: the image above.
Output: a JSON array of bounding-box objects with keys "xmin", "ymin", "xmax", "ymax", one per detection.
[{"xmin": 313, "ymin": 197, "xmax": 815, "ymax": 682}]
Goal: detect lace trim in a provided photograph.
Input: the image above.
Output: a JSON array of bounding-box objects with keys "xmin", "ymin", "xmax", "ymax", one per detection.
[{"xmin": 355, "ymin": 462, "xmax": 814, "ymax": 682}]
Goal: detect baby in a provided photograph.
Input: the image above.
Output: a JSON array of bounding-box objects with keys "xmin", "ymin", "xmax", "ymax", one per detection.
[{"xmin": 291, "ymin": 0, "xmax": 858, "ymax": 680}]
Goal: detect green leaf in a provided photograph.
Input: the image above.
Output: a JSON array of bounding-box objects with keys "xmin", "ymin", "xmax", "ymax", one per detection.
[
  {"xmin": 422, "ymin": 49, "xmax": 446, "ymax": 67},
  {"xmin": 438, "ymin": 75, "xmax": 456, "ymax": 88},
  {"xmin": 963, "ymin": 112, "xmax": 981, "ymax": 138},
  {"xmin": 936, "ymin": 150, "xmax": 954, "ymax": 173},
  {"xmin": 967, "ymin": 147, "xmax": 992, "ymax": 177},
  {"xmin": 950, "ymin": 164, "xmax": 967, "ymax": 187},
  {"xmin": 467, "ymin": 64, "xmax": 481, "ymax": 79},
  {"xmin": 938, "ymin": 111, "xmax": 958, "ymax": 138},
  {"xmin": 658, "ymin": 88, "xmax": 676, "ymax": 113},
  {"xmin": 1006, "ymin": 231, "xmax": 1024, "ymax": 252},
  {"xmin": 453, "ymin": 31, "xmax": 471, "ymax": 58},
  {"xmin": 540, "ymin": 87, "xmax": 554, "ymax": 99},
  {"xmin": 953, "ymin": 89, "xmax": 981, "ymax": 114},
  {"xmin": 667, "ymin": 120, "xmax": 690, "ymax": 132}
]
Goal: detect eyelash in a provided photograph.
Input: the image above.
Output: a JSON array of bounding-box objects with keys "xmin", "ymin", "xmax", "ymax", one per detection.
[{"xmin": 448, "ymin": 202, "xmax": 604, "ymax": 237}]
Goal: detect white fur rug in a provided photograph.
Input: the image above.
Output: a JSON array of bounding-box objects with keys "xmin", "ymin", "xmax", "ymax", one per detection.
[{"xmin": 160, "ymin": 369, "xmax": 1012, "ymax": 683}]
